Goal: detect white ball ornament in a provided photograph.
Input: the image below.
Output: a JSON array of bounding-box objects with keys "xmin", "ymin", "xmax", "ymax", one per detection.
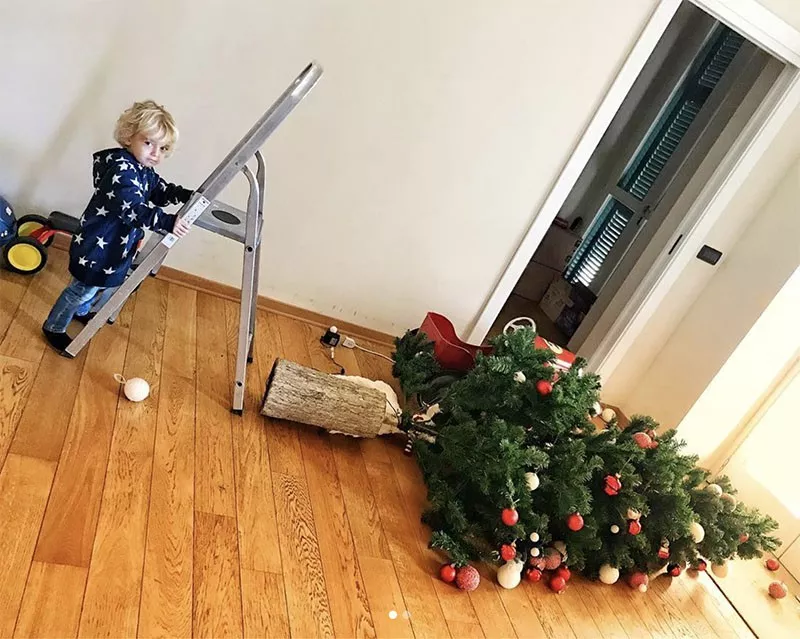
[
  {"xmin": 610, "ymin": 524, "xmax": 620, "ymax": 534},
  {"xmin": 524, "ymin": 472, "xmax": 540, "ymax": 491},
  {"xmin": 115, "ymin": 374, "xmax": 150, "ymax": 402},
  {"xmin": 720, "ymin": 493, "xmax": 738, "ymax": 512},
  {"xmin": 590, "ymin": 402, "xmax": 602, "ymax": 417},
  {"xmin": 599, "ymin": 564, "xmax": 620, "ymax": 585},
  {"xmin": 530, "ymin": 547, "xmax": 541, "ymax": 557},
  {"xmin": 601, "ymin": 407, "xmax": 617, "ymax": 423},
  {"xmin": 497, "ymin": 560, "xmax": 524, "ymax": 589},
  {"xmin": 529, "ymin": 532, "xmax": 540, "ymax": 543},
  {"xmin": 706, "ymin": 483, "xmax": 723, "ymax": 497},
  {"xmin": 690, "ymin": 521, "xmax": 705, "ymax": 544},
  {"xmin": 513, "ymin": 371, "xmax": 527, "ymax": 383}
]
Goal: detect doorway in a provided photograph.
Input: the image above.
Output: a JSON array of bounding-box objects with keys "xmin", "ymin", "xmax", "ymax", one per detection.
[
  {"xmin": 487, "ymin": 2, "xmax": 783, "ymax": 352},
  {"xmin": 471, "ymin": 0, "xmax": 800, "ymax": 388}
]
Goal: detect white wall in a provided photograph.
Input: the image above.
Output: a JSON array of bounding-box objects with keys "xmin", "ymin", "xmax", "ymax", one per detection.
[
  {"xmin": 0, "ymin": 0, "xmax": 658, "ymax": 336},
  {"xmin": 606, "ymin": 138, "xmax": 800, "ymax": 428}
]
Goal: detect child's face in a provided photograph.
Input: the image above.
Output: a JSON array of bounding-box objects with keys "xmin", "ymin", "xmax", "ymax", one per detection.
[{"xmin": 127, "ymin": 132, "xmax": 170, "ymax": 168}]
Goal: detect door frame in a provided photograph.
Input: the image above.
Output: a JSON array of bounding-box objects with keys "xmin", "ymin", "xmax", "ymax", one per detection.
[{"xmin": 466, "ymin": 0, "xmax": 800, "ymax": 381}]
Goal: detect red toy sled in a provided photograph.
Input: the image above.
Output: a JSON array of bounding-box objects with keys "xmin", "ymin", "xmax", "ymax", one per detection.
[{"xmin": 418, "ymin": 312, "xmax": 576, "ymax": 373}]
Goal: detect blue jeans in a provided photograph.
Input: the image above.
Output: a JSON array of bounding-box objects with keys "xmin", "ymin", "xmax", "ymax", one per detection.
[{"xmin": 43, "ymin": 279, "xmax": 117, "ymax": 333}]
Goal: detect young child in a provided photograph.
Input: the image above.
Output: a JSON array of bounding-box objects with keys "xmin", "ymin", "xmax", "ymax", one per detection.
[{"xmin": 43, "ymin": 100, "xmax": 193, "ymax": 354}]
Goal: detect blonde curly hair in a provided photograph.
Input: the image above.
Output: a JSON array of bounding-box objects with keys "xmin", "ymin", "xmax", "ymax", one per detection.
[{"xmin": 113, "ymin": 100, "xmax": 179, "ymax": 154}]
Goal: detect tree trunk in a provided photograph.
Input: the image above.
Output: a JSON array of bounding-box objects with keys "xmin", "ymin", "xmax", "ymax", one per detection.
[{"xmin": 261, "ymin": 358, "xmax": 390, "ymax": 437}]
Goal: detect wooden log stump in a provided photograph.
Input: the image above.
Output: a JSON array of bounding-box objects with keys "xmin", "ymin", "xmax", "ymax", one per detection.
[{"xmin": 261, "ymin": 358, "xmax": 397, "ymax": 437}]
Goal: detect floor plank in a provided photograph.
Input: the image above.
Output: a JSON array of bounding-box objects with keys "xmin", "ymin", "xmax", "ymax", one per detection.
[
  {"xmin": 574, "ymin": 579, "xmax": 631, "ymax": 639},
  {"xmin": 78, "ymin": 280, "xmax": 168, "ymax": 637},
  {"xmin": 302, "ymin": 433, "xmax": 377, "ymax": 638},
  {"xmin": 555, "ymin": 581, "xmax": 603, "ymax": 639},
  {"xmin": 0, "ymin": 248, "xmax": 69, "ymax": 363},
  {"xmin": 273, "ymin": 471, "xmax": 335, "ymax": 638},
  {"xmin": 241, "ymin": 569, "xmax": 291, "ymax": 639},
  {"xmin": 34, "ymin": 314, "xmax": 130, "ymax": 567},
  {"xmin": 193, "ymin": 511, "xmax": 243, "ymax": 638},
  {"xmin": 0, "ymin": 270, "xmax": 29, "ymax": 341},
  {"xmin": 139, "ymin": 373, "xmax": 195, "ymax": 639},
  {"xmin": 524, "ymin": 580, "xmax": 578, "ymax": 639},
  {"xmin": 364, "ymin": 457, "xmax": 450, "ymax": 639},
  {"xmin": 495, "ymin": 583, "xmax": 549, "ymax": 638},
  {"xmin": 359, "ymin": 556, "xmax": 415, "ymax": 639},
  {"xmin": 678, "ymin": 574, "xmax": 739, "ymax": 638},
  {"xmin": 225, "ymin": 303, "xmax": 282, "ymax": 574},
  {"xmin": 195, "ymin": 293, "xmax": 236, "ymax": 516},
  {"xmin": 10, "ymin": 347, "xmax": 87, "ymax": 462},
  {"xmin": 0, "ymin": 355, "xmax": 37, "ymax": 468},
  {"xmin": 463, "ymin": 564, "xmax": 516, "ymax": 639},
  {"xmin": 0, "ymin": 454, "xmax": 57, "ymax": 637},
  {"xmin": 330, "ymin": 436, "xmax": 392, "ymax": 561},
  {"xmin": 14, "ymin": 561, "xmax": 87, "ymax": 639},
  {"xmin": 162, "ymin": 283, "xmax": 197, "ymax": 380}
]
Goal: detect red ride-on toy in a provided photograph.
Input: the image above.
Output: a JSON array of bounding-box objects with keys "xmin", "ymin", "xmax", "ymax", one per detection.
[{"xmin": 3, "ymin": 211, "xmax": 79, "ymax": 275}]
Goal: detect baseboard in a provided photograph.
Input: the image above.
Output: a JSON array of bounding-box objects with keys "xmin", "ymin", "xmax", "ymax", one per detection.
[{"xmin": 155, "ymin": 266, "xmax": 398, "ymax": 347}]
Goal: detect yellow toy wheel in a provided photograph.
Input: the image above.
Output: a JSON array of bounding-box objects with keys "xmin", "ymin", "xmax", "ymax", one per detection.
[
  {"xmin": 3, "ymin": 238, "xmax": 48, "ymax": 275},
  {"xmin": 16, "ymin": 214, "xmax": 54, "ymax": 247}
]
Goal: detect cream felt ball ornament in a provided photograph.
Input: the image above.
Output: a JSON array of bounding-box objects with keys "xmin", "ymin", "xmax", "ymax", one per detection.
[
  {"xmin": 599, "ymin": 564, "xmax": 620, "ymax": 585},
  {"xmin": 115, "ymin": 374, "xmax": 150, "ymax": 402},
  {"xmin": 689, "ymin": 521, "xmax": 705, "ymax": 544},
  {"xmin": 601, "ymin": 407, "xmax": 617, "ymax": 423}
]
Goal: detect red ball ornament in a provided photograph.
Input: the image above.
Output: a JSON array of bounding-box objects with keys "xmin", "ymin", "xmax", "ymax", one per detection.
[
  {"xmin": 501, "ymin": 508, "xmax": 519, "ymax": 526},
  {"xmin": 627, "ymin": 572, "xmax": 649, "ymax": 592},
  {"xmin": 658, "ymin": 546, "xmax": 670, "ymax": 560},
  {"xmin": 525, "ymin": 567, "xmax": 543, "ymax": 583},
  {"xmin": 500, "ymin": 544, "xmax": 516, "ymax": 561},
  {"xmin": 768, "ymin": 581, "xmax": 788, "ymax": 599},
  {"xmin": 439, "ymin": 564, "xmax": 457, "ymax": 583},
  {"xmin": 456, "ymin": 565, "xmax": 481, "ymax": 592},
  {"xmin": 603, "ymin": 474, "xmax": 622, "ymax": 496},
  {"xmin": 766, "ymin": 558, "xmax": 780, "ymax": 572},
  {"xmin": 739, "ymin": 533, "xmax": 750, "ymax": 544},
  {"xmin": 695, "ymin": 560, "xmax": 707, "ymax": 572},
  {"xmin": 633, "ymin": 432, "xmax": 653, "ymax": 450},
  {"xmin": 549, "ymin": 575, "xmax": 567, "ymax": 594},
  {"xmin": 668, "ymin": 563, "xmax": 682, "ymax": 577},
  {"xmin": 567, "ymin": 513, "xmax": 584, "ymax": 532},
  {"xmin": 554, "ymin": 566, "xmax": 572, "ymax": 582},
  {"xmin": 536, "ymin": 380, "xmax": 553, "ymax": 396},
  {"xmin": 628, "ymin": 520, "xmax": 642, "ymax": 535}
]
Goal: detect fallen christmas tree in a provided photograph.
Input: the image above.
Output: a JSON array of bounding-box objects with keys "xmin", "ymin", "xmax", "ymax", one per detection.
[{"xmin": 392, "ymin": 326, "xmax": 779, "ymax": 593}]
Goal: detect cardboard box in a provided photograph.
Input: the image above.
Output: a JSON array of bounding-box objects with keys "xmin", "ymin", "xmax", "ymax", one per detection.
[{"xmin": 540, "ymin": 278, "xmax": 573, "ymax": 322}]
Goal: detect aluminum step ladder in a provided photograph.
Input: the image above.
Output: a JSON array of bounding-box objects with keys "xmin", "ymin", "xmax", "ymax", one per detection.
[{"xmin": 65, "ymin": 62, "xmax": 323, "ymax": 414}]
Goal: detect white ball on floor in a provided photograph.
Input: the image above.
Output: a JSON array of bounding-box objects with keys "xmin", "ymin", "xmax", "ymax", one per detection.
[
  {"xmin": 601, "ymin": 407, "xmax": 616, "ymax": 423},
  {"xmin": 123, "ymin": 377, "xmax": 150, "ymax": 402}
]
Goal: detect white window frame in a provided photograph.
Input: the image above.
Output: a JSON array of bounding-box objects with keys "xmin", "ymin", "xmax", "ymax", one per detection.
[{"xmin": 466, "ymin": 0, "xmax": 800, "ymax": 383}]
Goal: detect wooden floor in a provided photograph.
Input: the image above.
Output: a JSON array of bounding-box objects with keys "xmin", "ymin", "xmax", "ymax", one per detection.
[{"xmin": 0, "ymin": 249, "xmax": 756, "ymax": 638}]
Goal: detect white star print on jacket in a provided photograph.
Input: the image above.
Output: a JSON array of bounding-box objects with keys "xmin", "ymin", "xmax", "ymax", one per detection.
[{"xmin": 69, "ymin": 148, "xmax": 192, "ymax": 287}]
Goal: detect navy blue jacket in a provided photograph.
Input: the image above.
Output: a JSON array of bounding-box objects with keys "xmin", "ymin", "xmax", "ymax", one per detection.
[{"xmin": 69, "ymin": 148, "xmax": 191, "ymax": 287}]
